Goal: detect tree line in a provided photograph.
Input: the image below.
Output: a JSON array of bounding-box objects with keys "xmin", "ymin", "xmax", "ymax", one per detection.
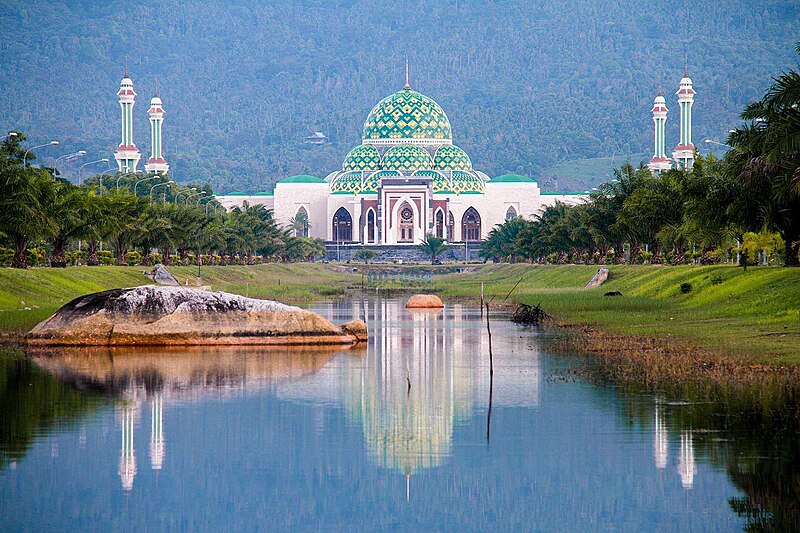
[
  {"xmin": 0, "ymin": 134, "xmax": 327, "ymax": 269},
  {"xmin": 481, "ymin": 51, "xmax": 800, "ymax": 267}
]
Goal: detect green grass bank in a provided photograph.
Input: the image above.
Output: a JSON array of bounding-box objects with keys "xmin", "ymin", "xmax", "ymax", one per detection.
[
  {"xmin": 433, "ymin": 264, "xmax": 800, "ymax": 365},
  {"xmin": 0, "ymin": 264, "xmax": 357, "ymax": 338}
]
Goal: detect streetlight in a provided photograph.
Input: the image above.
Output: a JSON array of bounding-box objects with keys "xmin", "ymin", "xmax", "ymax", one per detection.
[
  {"xmin": 98, "ymin": 168, "xmax": 116, "ymax": 194},
  {"xmin": 150, "ymin": 180, "xmax": 175, "ymax": 202},
  {"xmin": 78, "ymin": 158, "xmax": 109, "ymax": 185},
  {"xmin": 175, "ymin": 187, "xmax": 197, "ymax": 204},
  {"xmin": 134, "ymin": 175, "xmax": 161, "ymax": 196},
  {"xmin": 23, "ymin": 140, "xmax": 59, "ymax": 167},
  {"xmin": 186, "ymin": 190, "xmax": 205, "ymax": 205},
  {"xmin": 703, "ymin": 139, "xmax": 730, "ymax": 149},
  {"xmin": 53, "ymin": 150, "xmax": 86, "ymax": 175},
  {"xmin": 3, "ymin": 132, "xmax": 17, "ymax": 140}
]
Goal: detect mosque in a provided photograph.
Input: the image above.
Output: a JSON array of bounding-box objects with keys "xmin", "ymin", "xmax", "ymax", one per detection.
[{"xmin": 215, "ymin": 71, "xmax": 585, "ymax": 258}]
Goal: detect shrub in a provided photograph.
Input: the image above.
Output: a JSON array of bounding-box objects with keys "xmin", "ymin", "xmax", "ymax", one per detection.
[
  {"xmin": 126, "ymin": 251, "xmax": 142, "ymax": 266},
  {"xmin": 0, "ymin": 246, "xmax": 14, "ymax": 266},
  {"xmin": 679, "ymin": 282, "xmax": 692, "ymax": 294},
  {"xmin": 99, "ymin": 250, "xmax": 115, "ymax": 266},
  {"xmin": 710, "ymin": 274, "xmax": 724, "ymax": 285}
]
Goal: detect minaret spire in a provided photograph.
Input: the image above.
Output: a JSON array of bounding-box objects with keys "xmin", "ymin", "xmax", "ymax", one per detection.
[
  {"xmin": 113, "ymin": 67, "xmax": 141, "ymax": 173},
  {"xmin": 672, "ymin": 69, "xmax": 696, "ymax": 170},
  {"xmin": 648, "ymin": 85, "xmax": 670, "ymax": 174},
  {"xmin": 145, "ymin": 82, "xmax": 169, "ymax": 175},
  {"xmin": 404, "ymin": 58, "xmax": 410, "ymax": 90}
]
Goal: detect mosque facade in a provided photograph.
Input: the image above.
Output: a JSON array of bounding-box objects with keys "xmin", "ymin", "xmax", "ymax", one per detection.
[{"xmin": 216, "ymin": 79, "xmax": 585, "ymax": 253}]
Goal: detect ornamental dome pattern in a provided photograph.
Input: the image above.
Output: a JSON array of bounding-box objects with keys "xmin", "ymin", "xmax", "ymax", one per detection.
[
  {"xmin": 434, "ymin": 145, "xmax": 472, "ymax": 171},
  {"xmin": 452, "ymin": 171, "xmax": 484, "ymax": 194},
  {"xmin": 363, "ymin": 89, "xmax": 452, "ymax": 143},
  {"xmin": 413, "ymin": 170, "xmax": 451, "ymax": 194},
  {"xmin": 381, "ymin": 145, "xmax": 434, "ymax": 172},
  {"xmin": 330, "ymin": 171, "xmax": 362, "ymax": 195},
  {"xmin": 342, "ymin": 144, "xmax": 381, "ymax": 172},
  {"xmin": 362, "ymin": 170, "xmax": 401, "ymax": 193}
]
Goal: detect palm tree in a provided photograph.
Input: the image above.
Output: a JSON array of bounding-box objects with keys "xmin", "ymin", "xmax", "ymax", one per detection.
[{"xmin": 418, "ymin": 234, "xmax": 448, "ymax": 263}]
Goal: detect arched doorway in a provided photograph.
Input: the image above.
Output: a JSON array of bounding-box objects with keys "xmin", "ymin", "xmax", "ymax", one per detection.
[
  {"xmin": 366, "ymin": 208, "xmax": 376, "ymax": 243},
  {"xmin": 448, "ymin": 212, "xmax": 455, "ymax": 241},
  {"xmin": 397, "ymin": 202, "xmax": 414, "ymax": 243},
  {"xmin": 435, "ymin": 209, "xmax": 445, "ymax": 239},
  {"xmin": 293, "ymin": 207, "xmax": 309, "ymax": 237},
  {"xmin": 505, "ymin": 206, "xmax": 518, "ymax": 221},
  {"xmin": 461, "ymin": 207, "xmax": 481, "ymax": 241},
  {"xmin": 333, "ymin": 207, "xmax": 352, "ymax": 242}
]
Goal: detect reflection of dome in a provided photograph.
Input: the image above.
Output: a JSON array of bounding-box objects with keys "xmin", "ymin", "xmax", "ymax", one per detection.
[
  {"xmin": 342, "ymin": 144, "xmax": 381, "ymax": 172},
  {"xmin": 452, "ymin": 170, "xmax": 484, "ymax": 194},
  {"xmin": 434, "ymin": 145, "xmax": 472, "ymax": 171},
  {"xmin": 382, "ymin": 145, "xmax": 433, "ymax": 172},
  {"xmin": 330, "ymin": 171, "xmax": 362, "ymax": 195},
  {"xmin": 363, "ymin": 88, "xmax": 452, "ymax": 144}
]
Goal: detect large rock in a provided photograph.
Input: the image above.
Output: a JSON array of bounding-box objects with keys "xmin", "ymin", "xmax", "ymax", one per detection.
[
  {"xmin": 26, "ymin": 286, "xmax": 365, "ymax": 346},
  {"xmin": 150, "ymin": 264, "xmax": 180, "ymax": 286},
  {"xmin": 405, "ymin": 294, "xmax": 444, "ymax": 309},
  {"xmin": 585, "ymin": 267, "xmax": 609, "ymax": 288}
]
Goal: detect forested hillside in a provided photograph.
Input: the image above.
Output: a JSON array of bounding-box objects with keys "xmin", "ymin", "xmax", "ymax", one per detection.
[{"xmin": 1, "ymin": 0, "xmax": 798, "ymax": 192}]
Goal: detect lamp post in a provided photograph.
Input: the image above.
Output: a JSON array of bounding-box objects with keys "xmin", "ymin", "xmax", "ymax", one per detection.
[
  {"xmin": 53, "ymin": 150, "xmax": 86, "ymax": 176},
  {"xmin": 78, "ymin": 158, "xmax": 109, "ymax": 185},
  {"xmin": 3, "ymin": 132, "xmax": 18, "ymax": 140},
  {"xmin": 150, "ymin": 180, "xmax": 175, "ymax": 203},
  {"xmin": 703, "ymin": 139, "xmax": 731, "ymax": 149},
  {"xmin": 186, "ymin": 191, "xmax": 205, "ymax": 205},
  {"xmin": 23, "ymin": 140, "xmax": 59, "ymax": 167},
  {"xmin": 194, "ymin": 192, "xmax": 208, "ymax": 206},
  {"xmin": 175, "ymin": 187, "xmax": 196, "ymax": 204},
  {"xmin": 134, "ymin": 175, "xmax": 160, "ymax": 196}
]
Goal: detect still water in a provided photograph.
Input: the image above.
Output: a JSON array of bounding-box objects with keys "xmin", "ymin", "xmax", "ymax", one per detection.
[{"xmin": 0, "ymin": 297, "xmax": 796, "ymax": 531}]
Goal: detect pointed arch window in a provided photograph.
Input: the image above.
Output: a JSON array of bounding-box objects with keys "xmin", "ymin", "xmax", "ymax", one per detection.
[
  {"xmin": 397, "ymin": 202, "xmax": 414, "ymax": 242},
  {"xmin": 293, "ymin": 207, "xmax": 309, "ymax": 238},
  {"xmin": 333, "ymin": 207, "xmax": 352, "ymax": 242},
  {"xmin": 366, "ymin": 208, "xmax": 376, "ymax": 243},
  {"xmin": 505, "ymin": 206, "xmax": 518, "ymax": 221},
  {"xmin": 435, "ymin": 209, "xmax": 445, "ymax": 239},
  {"xmin": 461, "ymin": 207, "xmax": 481, "ymax": 242},
  {"xmin": 448, "ymin": 212, "xmax": 455, "ymax": 242}
]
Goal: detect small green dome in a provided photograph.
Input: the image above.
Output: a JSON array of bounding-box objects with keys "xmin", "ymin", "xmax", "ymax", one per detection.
[
  {"xmin": 413, "ymin": 170, "xmax": 451, "ymax": 194},
  {"xmin": 434, "ymin": 145, "xmax": 472, "ymax": 171},
  {"xmin": 225, "ymin": 191, "xmax": 248, "ymax": 196},
  {"xmin": 330, "ymin": 171, "xmax": 362, "ymax": 195},
  {"xmin": 363, "ymin": 88, "xmax": 452, "ymax": 143},
  {"xmin": 342, "ymin": 144, "xmax": 381, "ymax": 172},
  {"xmin": 252, "ymin": 191, "xmax": 273, "ymax": 196},
  {"xmin": 362, "ymin": 170, "xmax": 401, "ymax": 193},
  {"xmin": 278, "ymin": 174, "xmax": 325, "ymax": 184},
  {"xmin": 381, "ymin": 145, "xmax": 433, "ymax": 172},
  {"xmin": 452, "ymin": 171, "xmax": 484, "ymax": 194},
  {"xmin": 491, "ymin": 173, "xmax": 533, "ymax": 183}
]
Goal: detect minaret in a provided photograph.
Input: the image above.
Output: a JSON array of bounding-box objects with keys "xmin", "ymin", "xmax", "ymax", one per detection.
[
  {"xmin": 647, "ymin": 90, "xmax": 671, "ymax": 173},
  {"xmin": 671, "ymin": 71, "xmax": 696, "ymax": 170},
  {"xmin": 114, "ymin": 66, "xmax": 142, "ymax": 173},
  {"xmin": 144, "ymin": 81, "xmax": 169, "ymax": 174}
]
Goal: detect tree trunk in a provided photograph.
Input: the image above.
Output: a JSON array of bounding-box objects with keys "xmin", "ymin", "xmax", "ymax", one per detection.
[
  {"xmin": 115, "ymin": 239, "xmax": 128, "ymax": 266},
  {"xmin": 87, "ymin": 240, "xmax": 100, "ymax": 266},
  {"xmin": 180, "ymin": 248, "xmax": 190, "ymax": 266},
  {"xmin": 162, "ymin": 247, "xmax": 173, "ymax": 266},
  {"xmin": 51, "ymin": 236, "xmax": 68, "ymax": 268},
  {"xmin": 785, "ymin": 238, "xmax": 800, "ymax": 267},
  {"xmin": 12, "ymin": 235, "xmax": 28, "ymax": 269}
]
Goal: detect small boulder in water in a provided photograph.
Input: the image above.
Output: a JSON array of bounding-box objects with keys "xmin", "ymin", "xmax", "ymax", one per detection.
[{"xmin": 405, "ymin": 294, "xmax": 444, "ymax": 309}]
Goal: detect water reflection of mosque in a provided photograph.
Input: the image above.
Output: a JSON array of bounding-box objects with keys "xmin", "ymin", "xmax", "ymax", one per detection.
[{"xmin": 653, "ymin": 402, "xmax": 696, "ymax": 490}]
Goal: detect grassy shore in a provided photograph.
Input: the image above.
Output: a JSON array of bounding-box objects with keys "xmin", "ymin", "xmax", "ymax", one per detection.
[
  {"xmin": 0, "ymin": 264, "xmax": 357, "ymax": 338},
  {"xmin": 433, "ymin": 264, "xmax": 800, "ymax": 366}
]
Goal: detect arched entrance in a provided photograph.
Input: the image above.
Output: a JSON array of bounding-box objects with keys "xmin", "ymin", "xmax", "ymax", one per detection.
[
  {"xmin": 366, "ymin": 208, "xmax": 376, "ymax": 244},
  {"xmin": 333, "ymin": 207, "xmax": 352, "ymax": 242},
  {"xmin": 461, "ymin": 207, "xmax": 481, "ymax": 241},
  {"xmin": 435, "ymin": 209, "xmax": 445, "ymax": 239},
  {"xmin": 397, "ymin": 202, "xmax": 414, "ymax": 243},
  {"xmin": 293, "ymin": 207, "xmax": 309, "ymax": 238}
]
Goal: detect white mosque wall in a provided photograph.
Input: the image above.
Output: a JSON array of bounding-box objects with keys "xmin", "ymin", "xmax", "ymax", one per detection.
[{"xmin": 273, "ymin": 183, "xmax": 329, "ymax": 239}]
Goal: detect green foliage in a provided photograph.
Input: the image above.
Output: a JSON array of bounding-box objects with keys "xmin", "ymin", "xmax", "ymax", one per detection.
[
  {"xmin": 354, "ymin": 249, "xmax": 377, "ymax": 264},
  {"xmin": 418, "ymin": 234, "xmax": 448, "ymax": 263},
  {"xmin": 680, "ymin": 282, "xmax": 693, "ymax": 294}
]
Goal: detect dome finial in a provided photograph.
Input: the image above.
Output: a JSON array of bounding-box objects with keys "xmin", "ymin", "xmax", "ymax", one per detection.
[
  {"xmin": 404, "ymin": 57, "xmax": 410, "ymax": 90},
  {"xmin": 124, "ymin": 55, "xmax": 129, "ymax": 78}
]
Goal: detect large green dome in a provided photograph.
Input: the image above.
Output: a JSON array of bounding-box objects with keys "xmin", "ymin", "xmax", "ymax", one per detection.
[
  {"xmin": 342, "ymin": 144, "xmax": 381, "ymax": 172},
  {"xmin": 363, "ymin": 88, "xmax": 452, "ymax": 145},
  {"xmin": 381, "ymin": 145, "xmax": 434, "ymax": 172},
  {"xmin": 434, "ymin": 145, "xmax": 472, "ymax": 171}
]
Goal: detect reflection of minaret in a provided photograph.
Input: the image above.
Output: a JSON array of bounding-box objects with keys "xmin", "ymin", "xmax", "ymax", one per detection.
[
  {"xmin": 678, "ymin": 431, "xmax": 695, "ymax": 489},
  {"xmin": 118, "ymin": 402, "xmax": 138, "ymax": 492},
  {"xmin": 653, "ymin": 403, "xmax": 668, "ymax": 470},
  {"xmin": 150, "ymin": 394, "xmax": 165, "ymax": 471}
]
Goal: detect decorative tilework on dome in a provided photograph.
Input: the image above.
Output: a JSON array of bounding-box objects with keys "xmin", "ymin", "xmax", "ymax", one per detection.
[
  {"xmin": 342, "ymin": 144, "xmax": 381, "ymax": 172},
  {"xmin": 452, "ymin": 171, "xmax": 484, "ymax": 194},
  {"xmin": 363, "ymin": 89, "xmax": 452, "ymax": 142},
  {"xmin": 434, "ymin": 145, "xmax": 472, "ymax": 171},
  {"xmin": 362, "ymin": 170, "xmax": 401, "ymax": 193},
  {"xmin": 330, "ymin": 171, "xmax": 362, "ymax": 195},
  {"xmin": 381, "ymin": 145, "xmax": 433, "ymax": 172},
  {"xmin": 413, "ymin": 170, "xmax": 451, "ymax": 193}
]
